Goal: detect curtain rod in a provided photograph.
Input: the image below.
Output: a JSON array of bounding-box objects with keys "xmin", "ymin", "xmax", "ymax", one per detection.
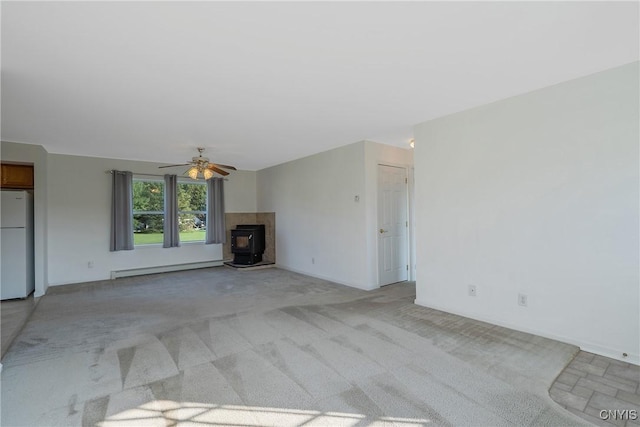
[{"xmin": 105, "ymin": 170, "xmax": 229, "ymax": 180}]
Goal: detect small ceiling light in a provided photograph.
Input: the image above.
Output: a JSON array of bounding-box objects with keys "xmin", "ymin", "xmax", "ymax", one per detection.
[
  {"xmin": 203, "ymin": 168, "xmax": 214, "ymax": 180},
  {"xmin": 187, "ymin": 167, "xmax": 199, "ymax": 180},
  {"xmin": 409, "ymin": 138, "xmax": 415, "ymax": 149}
]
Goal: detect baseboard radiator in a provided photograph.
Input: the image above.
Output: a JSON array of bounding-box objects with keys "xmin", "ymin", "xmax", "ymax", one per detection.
[{"xmin": 110, "ymin": 260, "xmax": 224, "ymax": 279}]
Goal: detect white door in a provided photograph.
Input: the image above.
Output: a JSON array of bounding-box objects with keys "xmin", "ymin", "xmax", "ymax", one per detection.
[{"xmin": 377, "ymin": 164, "xmax": 408, "ymax": 286}]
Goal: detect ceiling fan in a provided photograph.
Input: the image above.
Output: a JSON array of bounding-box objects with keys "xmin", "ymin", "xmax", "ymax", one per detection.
[{"xmin": 159, "ymin": 147, "xmax": 237, "ymax": 180}]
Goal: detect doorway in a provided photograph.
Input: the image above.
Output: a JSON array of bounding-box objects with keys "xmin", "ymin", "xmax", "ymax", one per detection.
[{"xmin": 377, "ymin": 164, "xmax": 409, "ymax": 286}]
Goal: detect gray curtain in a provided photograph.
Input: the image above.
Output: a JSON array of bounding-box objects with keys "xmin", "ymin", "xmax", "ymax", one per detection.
[
  {"xmin": 110, "ymin": 170, "xmax": 134, "ymax": 251},
  {"xmin": 163, "ymin": 174, "xmax": 180, "ymax": 248},
  {"xmin": 206, "ymin": 177, "xmax": 226, "ymax": 244}
]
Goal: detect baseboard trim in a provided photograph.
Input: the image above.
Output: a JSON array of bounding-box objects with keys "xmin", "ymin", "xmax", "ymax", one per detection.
[
  {"xmin": 110, "ymin": 260, "xmax": 224, "ymax": 279},
  {"xmin": 276, "ymin": 264, "xmax": 378, "ymax": 291},
  {"xmin": 414, "ymin": 298, "xmax": 639, "ymax": 366}
]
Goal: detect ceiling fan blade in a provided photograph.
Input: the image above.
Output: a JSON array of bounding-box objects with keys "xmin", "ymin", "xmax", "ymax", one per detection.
[
  {"xmin": 211, "ymin": 163, "xmax": 237, "ymax": 170},
  {"xmin": 207, "ymin": 165, "xmax": 230, "ymax": 176},
  {"xmin": 159, "ymin": 163, "xmax": 191, "ymax": 168}
]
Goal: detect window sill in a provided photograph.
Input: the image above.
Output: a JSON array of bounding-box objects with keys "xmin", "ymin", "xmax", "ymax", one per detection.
[
  {"xmin": 134, "ymin": 241, "xmax": 207, "ymax": 249},
  {"xmin": 181, "ymin": 240, "xmax": 206, "ymax": 246}
]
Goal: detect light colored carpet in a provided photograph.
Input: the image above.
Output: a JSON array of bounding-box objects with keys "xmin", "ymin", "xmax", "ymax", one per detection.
[
  {"xmin": 1, "ymin": 294, "xmax": 39, "ymax": 359},
  {"xmin": 0, "ymin": 267, "xmax": 587, "ymax": 426}
]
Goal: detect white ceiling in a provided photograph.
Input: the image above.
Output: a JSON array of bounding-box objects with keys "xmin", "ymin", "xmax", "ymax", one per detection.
[{"xmin": 2, "ymin": 2, "xmax": 638, "ymax": 171}]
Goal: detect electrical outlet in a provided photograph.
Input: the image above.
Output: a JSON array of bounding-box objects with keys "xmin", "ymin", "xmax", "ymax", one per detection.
[
  {"xmin": 88, "ymin": 261, "xmax": 94, "ymax": 269},
  {"xmin": 311, "ymin": 257, "xmax": 315, "ymax": 264},
  {"xmin": 468, "ymin": 285, "xmax": 477, "ymax": 297},
  {"xmin": 518, "ymin": 293, "xmax": 528, "ymax": 307}
]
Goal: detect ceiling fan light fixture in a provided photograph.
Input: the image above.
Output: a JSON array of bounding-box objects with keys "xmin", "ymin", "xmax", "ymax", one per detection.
[
  {"xmin": 187, "ymin": 167, "xmax": 199, "ymax": 180},
  {"xmin": 158, "ymin": 147, "xmax": 236, "ymax": 179}
]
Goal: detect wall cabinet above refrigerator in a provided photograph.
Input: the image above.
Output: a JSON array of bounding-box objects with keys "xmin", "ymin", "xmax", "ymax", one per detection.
[{"xmin": 1, "ymin": 163, "xmax": 34, "ymax": 189}]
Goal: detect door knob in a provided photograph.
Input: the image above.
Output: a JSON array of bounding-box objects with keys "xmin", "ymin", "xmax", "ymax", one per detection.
[{"xmin": 379, "ymin": 229, "xmax": 386, "ymax": 234}]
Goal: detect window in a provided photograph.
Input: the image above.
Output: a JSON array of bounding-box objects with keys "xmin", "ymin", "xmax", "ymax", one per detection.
[
  {"xmin": 132, "ymin": 178, "xmax": 208, "ymax": 246},
  {"xmin": 133, "ymin": 179, "xmax": 164, "ymax": 245},
  {"xmin": 178, "ymin": 181, "xmax": 207, "ymax": 242}
]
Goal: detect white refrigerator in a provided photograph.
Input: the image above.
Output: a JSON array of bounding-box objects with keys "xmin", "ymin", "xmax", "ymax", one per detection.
[{"xmin": 1, "ymin": 190, "xmax": 35, "ymax": 300}]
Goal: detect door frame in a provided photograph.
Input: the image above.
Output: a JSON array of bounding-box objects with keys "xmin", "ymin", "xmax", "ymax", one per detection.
[{"xmin": 375, "ymin": 162, "xmax": 414, "ymax": 287}]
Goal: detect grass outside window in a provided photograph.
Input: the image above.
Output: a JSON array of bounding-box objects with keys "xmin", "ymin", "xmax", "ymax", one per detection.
[{"xmin": 134, "ymin": 230, "xmax": 206, "ymax": 245}]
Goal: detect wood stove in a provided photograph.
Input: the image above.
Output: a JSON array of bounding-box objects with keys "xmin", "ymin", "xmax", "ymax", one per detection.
[{"xmin": 230, "ymin": 224, "xmax": 265, "ymax": 265}]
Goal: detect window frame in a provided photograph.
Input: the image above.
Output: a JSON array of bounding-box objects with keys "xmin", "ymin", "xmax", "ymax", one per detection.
[
  {"xmin": 177, "ymin": 179, "xmax": 207, "ymax": 243},
  {"xmin": 132, "ymin": 177, "xmax": 166, "ymax": 246},
  {"xmin": 131, "ymin": 176, "xmax": 209, "ymax": 247}
]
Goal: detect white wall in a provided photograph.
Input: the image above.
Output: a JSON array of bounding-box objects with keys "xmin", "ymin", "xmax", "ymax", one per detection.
[
  {"xmin": 413, "ymin": 62, "xmax": 639, "ymax": 364},
  {"xmin": 46, "ymin": 154, "xmax": 257, "ymax": 286},
  {"xmin": 1, "ymin": 141, "xmax": 49, "ymax": 296},
  {"xmin": 257, "ymin": 140, "xmax": 413, "ymax": 290},
  {"xmin": 225, "ymin": 169, "xmax": 257, "ymax": 213},
  {"xmin": 257, "ymin": 142, "xmax": 371, "ymax": 289}
]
